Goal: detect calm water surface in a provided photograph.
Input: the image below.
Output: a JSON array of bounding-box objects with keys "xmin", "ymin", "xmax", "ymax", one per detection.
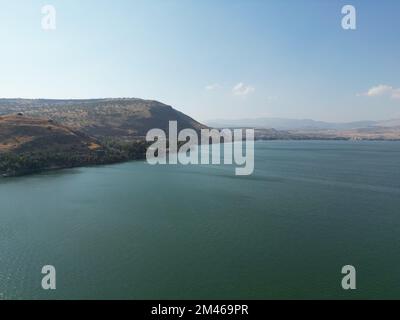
[{"xmin": 1, "ymin": 141, "xmax": 400, "ymax": 299}]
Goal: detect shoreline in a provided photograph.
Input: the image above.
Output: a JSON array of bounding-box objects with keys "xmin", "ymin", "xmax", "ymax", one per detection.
[
  {"xmin": 0, "ymin": 154, "xmax": 147, "ymax": 178},
  {"xmin": 2, "ymin": 139, "xmax": 400, "ymax": 178}
]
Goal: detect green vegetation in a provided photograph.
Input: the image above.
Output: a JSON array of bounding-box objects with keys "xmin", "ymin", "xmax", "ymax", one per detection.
[
  {"xmin": 0, "ymin": 140, "xmax": 149, "ymax": 177},
  {"xmin": 100, "ymin": 138, "xmax": 149, "ymax": 160}
]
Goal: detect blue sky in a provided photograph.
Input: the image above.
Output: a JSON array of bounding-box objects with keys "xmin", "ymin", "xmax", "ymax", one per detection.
[{"xmin": 0, "ymin": 0, "xmax": 399, "ymax": 122}]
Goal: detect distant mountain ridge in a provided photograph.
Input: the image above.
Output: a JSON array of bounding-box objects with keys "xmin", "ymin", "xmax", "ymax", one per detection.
[
  {"xmin": 206, "ymin": 117, "xmax": 400, "ymax": 131},
  {"xmin": 206, "ymin": 117, "xmax": 400, "ymax": 141}
]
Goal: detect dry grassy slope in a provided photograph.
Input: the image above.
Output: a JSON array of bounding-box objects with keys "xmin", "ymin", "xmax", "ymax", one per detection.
[
  {"xmin": 339, "ymin": 126, "xmax": 400, "ymax": 140},
  {"xmin": 0, "ymin": 115, "xmax": 100, "ymax": 154},
  {"xmin": 0, "ymin": 98, "xmax": 207, "ymax": 140}
]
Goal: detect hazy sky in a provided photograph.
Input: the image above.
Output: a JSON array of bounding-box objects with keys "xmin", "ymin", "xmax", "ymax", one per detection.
[{"xmin": 0, "ymin": 0, "xmax": 399, "ymax": 122}]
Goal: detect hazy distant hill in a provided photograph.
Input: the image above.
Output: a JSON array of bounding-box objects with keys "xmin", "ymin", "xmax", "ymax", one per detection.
[
  {"xmin": 375, "ymin": 119, "xmax": 400, "ymax": 128},
  {"xmin": 206, "ymin": 117, "xmax": 387, "ymax": 130},
  {"xmin": 207, "ymin": 117, "xmax": 400, "ymax": 141},
  {"xmin": 0, "ymin": 98, "xmax": 206, "ymax": 140}
]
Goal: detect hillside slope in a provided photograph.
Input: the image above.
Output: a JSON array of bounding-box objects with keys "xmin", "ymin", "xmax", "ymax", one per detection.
[
  {"xmin": 0, "ymin": 98, "xmax": 206, "ymax": 176},
  {"xmin": 0, "ymin": 115, "xmax": 100, "ymax": 153},
  {"xmin": 0, "ymin": 114, "xmax": 146, "ymax": 176},
  {"xmin": 0, "ymin": 98, "xmax": 207, "ymax": 140}
]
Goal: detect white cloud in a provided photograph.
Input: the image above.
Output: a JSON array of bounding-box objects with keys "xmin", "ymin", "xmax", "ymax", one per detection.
[
  {"xmin": 360, "ymin": 84, "xmax": 400, "ymax": 99},
  {"xmin": 232, "ymin": 82, "xmax": 255, "ymax": 96},
  {"xmin": 366, "ymin": 85, "xmax": 393, "ymax": 96},
  {"xmin": 205, "ymin": 83, "xmax": 220, "ymax": 91},
  {"xmin": 392, "ymin": 88, "xmax": 400, "ymax": 99}
]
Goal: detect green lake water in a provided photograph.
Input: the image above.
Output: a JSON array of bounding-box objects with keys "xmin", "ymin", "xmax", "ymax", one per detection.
[{"xmin": 1, "ymin": 140, "xmax": 400, "ymax": 299}]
